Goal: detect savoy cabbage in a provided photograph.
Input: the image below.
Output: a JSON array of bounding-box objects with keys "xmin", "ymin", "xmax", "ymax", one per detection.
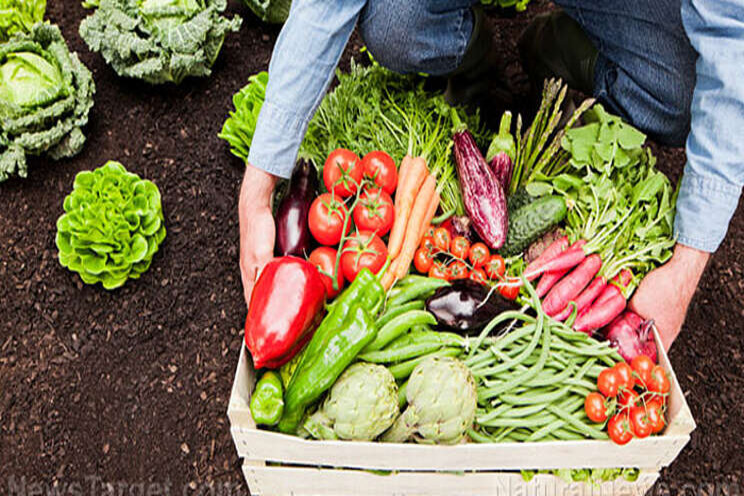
[{"xmin": 79, "ymin": 0, "xmax": 242, "ymax": 85}]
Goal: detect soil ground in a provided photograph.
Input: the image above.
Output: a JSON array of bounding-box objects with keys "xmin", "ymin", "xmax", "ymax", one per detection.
[{"xmin": 1, "ymin": 1, "xmax": 742, "ymax": 495}]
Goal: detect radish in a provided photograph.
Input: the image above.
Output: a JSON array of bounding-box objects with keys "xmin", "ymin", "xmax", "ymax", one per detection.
[
  {"xmin": 590, "ymin": 269, "xmax": 633, "ymax": 309},
  {"xmin": 573, "ymin": 289, "xmax": 627, "ymax": 334},
  {"xmin": 526, "ymin": 240, "xmax": 587, "ymax": 280},
  {"xmin": 543, "ymin": 254, "xmax": 602, "ymax": 316},
  {"xmin": 537, "ymin": 269, "xmax": 570, "ymax": 298},
  {"xmin": 525, "ymin": 235, "xmax": 569, "ymax": 281},
  {"xmin": 554, "ymin": 276, "xmax": 607, "ymax": 321},
  {"xmin": 603, "ymin": 311, "xmax": 658, "ymax": 363}
]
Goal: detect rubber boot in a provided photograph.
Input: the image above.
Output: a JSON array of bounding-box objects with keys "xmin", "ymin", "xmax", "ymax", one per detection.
[{"xmin": 518, "ymin": 10, "xmax": 598, "ymax": 95}]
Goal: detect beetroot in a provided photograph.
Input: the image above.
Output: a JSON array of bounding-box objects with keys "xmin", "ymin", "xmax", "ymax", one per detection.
[{"xmin": 603, "ymin": 311, "xmax": 658, "ymax": 363}]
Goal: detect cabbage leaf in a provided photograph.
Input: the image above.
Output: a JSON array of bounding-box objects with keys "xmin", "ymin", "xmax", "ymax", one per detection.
[{"xmin": 241, "ymin": 0, "xmax": 290, "ymax": 24}]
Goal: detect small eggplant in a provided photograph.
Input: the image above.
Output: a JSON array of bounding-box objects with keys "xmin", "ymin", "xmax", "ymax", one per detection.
[
  {"xmin": 426, "ymin": 279, "xmax": 519, "ymax": 335},
  {"xmin": 275, "ymin": 160, "xmax": 317, "ymax": 257},
  {"xmin": 486, "ymin": 111, "xmax": 516, "ymax": 192},
  {"xmin": 440, "ymin": 215, "xmax": 476, "ymax": 243}
]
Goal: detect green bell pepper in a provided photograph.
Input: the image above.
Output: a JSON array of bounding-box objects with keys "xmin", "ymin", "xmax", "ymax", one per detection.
[{"xmin": 249, "ymin": 371, "xmax": 284, "ymax": 426}]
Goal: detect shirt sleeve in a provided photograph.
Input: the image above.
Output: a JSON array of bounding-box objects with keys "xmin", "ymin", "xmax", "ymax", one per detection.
[
  {"xmin": 247, "ymin": 0, "xmax": 367, "ymax": 178},
  {"xmin": 676, "ymin": 0, "xmax": 744, "ymax": 252}
]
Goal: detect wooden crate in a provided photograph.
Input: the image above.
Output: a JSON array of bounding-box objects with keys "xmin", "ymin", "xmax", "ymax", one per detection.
[{"xmin": 228, "ymin": 328, "xmax": 695, "ymax": 495}]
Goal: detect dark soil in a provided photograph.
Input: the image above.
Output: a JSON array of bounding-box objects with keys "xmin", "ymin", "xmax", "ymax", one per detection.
[{"xmin": 1, "ymin": 1, "xmax": 742, "ymax": 495}]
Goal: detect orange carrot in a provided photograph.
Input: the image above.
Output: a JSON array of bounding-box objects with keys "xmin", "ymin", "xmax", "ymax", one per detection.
[
  {"xmin": 394, "ymin": 174, "xmax": 437, "ymax": 279},
  {"xmin": 388, "ymin": 157, "xmax": 428, "ymax": 258}
]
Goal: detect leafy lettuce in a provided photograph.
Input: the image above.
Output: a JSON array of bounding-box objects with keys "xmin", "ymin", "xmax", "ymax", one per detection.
[
  {"xmin": 241, "ymin": 0, "xmax": 290, "ymax": 24},
  {"xmin": 0, "ymin": 0, "xmax": 46, "ymax": 41},
  {"xmin": 0, "ymin": 23, "xmax": 95, "ymax": 182},
  {"xmin": 56, "ymin": 161, "xmax": 167, "ymax": 290},
  {"xmin": 218, "ymin": 71, "xmax": 267, "ymax": 162},
  {"xmin": 79, "ymin": 0, "xmax": 242, "ymax": 85}
]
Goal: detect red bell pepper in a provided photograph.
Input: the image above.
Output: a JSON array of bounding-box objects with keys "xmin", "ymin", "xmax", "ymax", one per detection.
[{"xmin": 245, "ymin": 257, "xmax": 326, "ymax": 369}]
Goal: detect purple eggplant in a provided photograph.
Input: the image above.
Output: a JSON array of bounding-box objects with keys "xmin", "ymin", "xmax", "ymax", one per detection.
[
  {"xmin": 486, "ymin": 112, "xmax": 516, "ymax": 192},
  {"xmin": 440, "ymin": 215, "xmax": 477, "ymax": 243},
  {"xmin": 490, "ymin": 153, "xmax": 513, "ymax": 192},
  {"xmin": 275, "ymin": 160, "xmax": 317, "ymax": 257},
  {"xmin": 453, "ymin": 128, "xmax": 508, "ymax": 249}
]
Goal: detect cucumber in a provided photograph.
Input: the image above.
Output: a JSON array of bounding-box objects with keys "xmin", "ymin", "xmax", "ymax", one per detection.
[
  {"xmin": 507, "ymin": 189, "xmax": 535, "ymax": 213},
  {"xmin": 501, "ymin": 195, "xmax": 567, "ymax": 256}
]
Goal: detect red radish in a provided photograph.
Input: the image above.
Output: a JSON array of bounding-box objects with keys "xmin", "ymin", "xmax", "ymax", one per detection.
[
  {"xmin": 554, "ymin": 276, "xmax": 607, "ymax": 321},
  {"xmin": 542, "ymin": 254, "xmax": 602, "ymax": 316},
  {"xmin": 537, "ymin": 269, "xmax": 570, "ymax": 298},
  {"xmin": 526, "ymin": 240, "xmax": 586, "ymax": 279},
  {"xmin": 591, "ymin": 269, "xmax": 633, "ymax": 309},
  {"xmin": 574, "ymin": 283, "xmax": 628, "ymax": 334},
  {"xmin": 603, "ymin": 311, "xmax": 658, "ymax": 363},
  {"xmin": 525, "ymin": 235, "xmax": 569, "ymax": 281}
]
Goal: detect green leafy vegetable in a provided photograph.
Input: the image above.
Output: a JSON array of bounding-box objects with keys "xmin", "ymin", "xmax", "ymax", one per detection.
[
  {"xmin": 56, "ymin": 161, "xmax": 167, "ymax": 290},
  {"xmin": 0, "ymin": 23, "xmax": 95, "ymax": 182},
  {"xmin": 79, "ymin": 0, "xmax": 242, "ymax": 85},
  {"xmin": 218, "ymin": 71, "xmax": 267, "ymax": 162},
  {"xmin": 480, "ymin": 0, "xmax": 531, "ymax": 11},
  {"xmin": 241, "ymin": 0, "xmax": 290, "ymax": 23},
  {"xmin": 0, "ymin": 0, "xmax": 46, "ymax": 41},
  {"xmin": 520, "ymin": 467, "xmax": 640, "ymax": 485}
]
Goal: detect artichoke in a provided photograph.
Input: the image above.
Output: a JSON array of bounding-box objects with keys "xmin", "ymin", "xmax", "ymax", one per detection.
[
  {"xmin": 303, "ymin": 363, "xmax": 399, "ymax": 441},
  {"xmin": 381, "ymin": 357, "xmax": 476, "ymax": 444}
]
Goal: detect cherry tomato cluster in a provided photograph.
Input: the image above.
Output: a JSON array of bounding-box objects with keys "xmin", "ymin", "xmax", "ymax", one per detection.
[
  {"xmin": 412, "ymin": 226, "xmax": 519, "ymax": 300},
  {"xmin": 307, "ymin": 149, "xmax": 397, "ymax": 298},
  {"xmin": 585, "ymin": 355, "xmax": 671, "ymax": 445}
]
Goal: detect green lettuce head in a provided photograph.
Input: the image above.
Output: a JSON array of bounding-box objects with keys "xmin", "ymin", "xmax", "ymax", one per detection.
[
  {"xmin": 79, "ymin": 0, "xmax": 242, "ymax": 85},
  {"xmin": 0, "ymin": 0, "xmax": 46, "ymax": 41},
  {"xmin": 56, "ymin": 162, "xmax": 167, "ymax": 290},
  {"xmin": 0, "ymin": 23, "xmax": 95, "ymax": 182}
]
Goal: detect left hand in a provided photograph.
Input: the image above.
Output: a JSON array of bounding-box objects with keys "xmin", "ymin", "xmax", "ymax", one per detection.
[{"xmin": 629, "ymin": 244, "xmax": 710, "ymax": 352}]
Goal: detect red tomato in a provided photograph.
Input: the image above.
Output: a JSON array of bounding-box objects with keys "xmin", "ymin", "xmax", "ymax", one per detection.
[
  {"xmin": 608, "ymin": 413, "xmax": 634, "ymax": 445},
  {"xmin": 353, "ymin": 188, "xmax": 395, "ymax": 236},
  {"xmin": 485, "ymin": 254, "xmax": 506, "ymax": 280},
  {"xmin": 423, "ymin": 226, "xmax": 436, "ymax": 239},
  {"xmin": 450, "ymin": 236, "xmax": 471, "ymax": 259},
  {"xmin": 618, "ymin": 389, "xmax": 640, "ymax": 410},
  {"xmin": 613, "ymin": 362, "xmax": 636, "ymax": 391},
  {"xmin": 323, "ymin": 148, "xmax": 362, "ymax": 197},
  {"xmin": 420, "ymin": 236, "xmax": 437, "ymax": 254},
  {"xmin": 469, "ymin": 268, "xmax": 488, "ymax": 285},
  {"xmin": 629, "ymin": 406, "xmax": 652, "ymax": 438},
  {"xmin": 414, "ymin": 248, "xmax": 434, "ymax": 274},
  {"xmin": 597, "ymin": 368, "xmax": 621, "ymax": 398},
  {"xmin": 340, "ymin": 231, "xmax": 388, "ymax": 282},
  {"xmin": 308, "ymin": 247, "xmax": 344, "ymax": 298},
  {"xmin": 584, "ymin": 392, "xmax": 608, "ymax": 423},
  {"xmin": 433, "ymin": 228, "xmax": 451, "ymax": 253},
  {"xmin": 631, "ymin": 355, "xmax": 655, "ymax": 387},
  {"xmin": 647, "ymin": 366, "xmax": 671, "ymax": 396},
  {"xmin": 468, "ymin": 242, "xmax": 490, "ymax": 268},
  {"xmin": 428, "ymin": 261, "xmax": 449, "ymax": 281},
  {"xmin": 498, "ymin": 279, "xmax": 520, "ymax": 300},
  {"xmin": 645, "ymin": 398, "xmax": 666, "ymax": 434},
  {"xmin": 448, "ymin": 261, "xmax": 469, "ymax": 280},
  {"xmin": 361, "ymin": 151, "xmax": 397, "ymax": 195},
  {"xmin": 308, "ymin": 193, "xmax": 350, "ymax": 245}
]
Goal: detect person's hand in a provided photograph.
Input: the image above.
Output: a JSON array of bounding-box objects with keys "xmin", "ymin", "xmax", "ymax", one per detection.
[
  {"xmin": 239, "ymin": 164, "xmax": 278, "ymax": 307},
  {"xmin": 629, "ymin": 244, "xmax": 710, "ymax": 352}
]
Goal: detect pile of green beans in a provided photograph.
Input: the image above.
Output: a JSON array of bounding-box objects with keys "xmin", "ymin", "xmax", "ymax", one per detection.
[{"xmin": 466, "ymin": 276, "xmax": 623, "ymax": 443}]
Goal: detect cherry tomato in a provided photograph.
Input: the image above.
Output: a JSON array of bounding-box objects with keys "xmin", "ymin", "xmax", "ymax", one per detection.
[
  {"xmin": 414, "ymin": 248, "xmax": 434, "ymax": 274},
  {"xmin": 613, "ymin": 362, "xmax": 636, "ymax": 391},
  {"xmin": 420, "ymin": 236, "xmax": 437, "ymax": 254},
  {"xmin": 484, "ymin": 254, "xmax": 506, "ymax": 280},
  {"xmin": 597, "ymin": 368, "xmax": 621, "ymax": 398},
  {"xmin": 308, "ymin": 193, "xmax": 350, "ymax": 245},
  {"xmin": 607, "ymin": 413, "xmax": 634, "ymax": 445},
  {"xmin": 584, "ymin": 392, "xmax": 608, "ymax": 423},
  {"xmin": 645, "ymin": 398, "xmax": 666, "ymax": 434},
  {"xmin": 498, "ymin": 279, "xmax": 520, "ymax": 300},
  {"xmin": 353, "ymin": 188, "xmax": 395, "ymax": 236},
  {"xmin": 629, "ymin": 406, "xmax": 652, "ymax": 438},
  {"xmin": 308, "ymin": 247, "xmax": 344, "ymax": 298},
  {"xmin": 323, "ymin": 148, "xmax": 362, "ymax": 197},
  {"xmin": 468, "ymin": 242, "xmax": 490, "ymax": 268},
  {"xmin": 340, "ymin": 230, "xmax": 388, "ymax": 282},
  {"xmin": 469, "ymin": 268, "xmax": 488, "ymax": 285},
  {"xmin": 647, "ymin": 366, "xmax": 671, "ymax": 396},
  {"xmin": 361, "ymin": 151, "xmax": 397, "ymax": 195},
  {"xmin": 631, "ymin": 355, "xmax": 656, "ymax": 387},
  {"xmin": 448, "ymin": 260, "xmax": 469, "ymax": 280},
  {"xmin": 618, "ymin": 389, "xmax": 641, "ymax": 410},
  {"xmin": 423, "ymin": 226, "xmax": 436, "ymax": 238},
  {"xmin": 450, "ymin": 236, "xmax": 471, "ymax": 259},
  {"xmin": 433, "ymin": 227, "xmax": 451, "ymax": 253},
  {"xmin": 428, "ymin": 261, "xmax": 449, "ymax": 281}
]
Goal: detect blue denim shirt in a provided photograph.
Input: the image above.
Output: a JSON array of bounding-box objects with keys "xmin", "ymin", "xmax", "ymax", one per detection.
[{"xmin": 248, "ymin": 0, "xmax": 743, "ymax": 253}]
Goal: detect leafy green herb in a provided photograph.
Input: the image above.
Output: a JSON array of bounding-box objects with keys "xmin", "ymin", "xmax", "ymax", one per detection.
[
  {"xmin": 79, "ymin": 0, "xmax": 242, "ymax": 85},
  {"xmin": 219, "ymin": 71, "xmax": 268, "ymax": 162},
  {"xmin": 0, "ymin": 23, "xmax": 95, "ymax": 182},
  {"xmin": 56, "ymin": 161, "xmax": 166, "ymax": 290},
  {"xmin": 0, "ymin": 0, "xmax": 46, "ymax": 41}
]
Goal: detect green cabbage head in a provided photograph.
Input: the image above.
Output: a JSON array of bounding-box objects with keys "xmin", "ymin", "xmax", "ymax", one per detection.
[
  {"xmin": 79, "ymin": 0, "xmax": 242, "ymax": 85},
  {"xmin": 0, "ymin": 0, "xmax": 46, "ymax": 41},
  {"xmin": 0, "ymin": 23, "xmax": 95, "ymax": 182},
  {"xmin": 56, "ymin": 161, "xmax": 167, "ymax": 290}
]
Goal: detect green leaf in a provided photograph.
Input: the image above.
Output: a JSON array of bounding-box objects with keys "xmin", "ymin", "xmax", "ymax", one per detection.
[{"xmin": 524, "ymin": 181, "xmax": 553, "ymax": 197}]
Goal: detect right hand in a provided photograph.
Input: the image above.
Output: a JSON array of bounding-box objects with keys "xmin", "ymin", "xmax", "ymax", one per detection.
[{"xmin": 239, "ymin": 164, "xmax": 278, "ymax": 307}]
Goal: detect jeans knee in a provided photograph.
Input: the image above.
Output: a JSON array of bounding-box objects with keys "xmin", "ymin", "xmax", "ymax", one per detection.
[{"xmin": 646, "ymin": 75, "xmax": 694, "ymax": 147}]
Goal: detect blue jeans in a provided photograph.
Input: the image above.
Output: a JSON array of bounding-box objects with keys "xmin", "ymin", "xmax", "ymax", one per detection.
[{"xmin": 359, "ymin": 0, "xmax": 697, "ymax": 147}]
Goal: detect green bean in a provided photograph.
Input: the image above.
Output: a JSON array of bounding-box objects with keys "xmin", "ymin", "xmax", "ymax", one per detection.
[
  {"xmin": 387, "ymin": 347, "xmax": 461, "ymax": 380},
  {"xmin": 386, "ymin": 278, "xmax": 449, "ymax": 307},
  {"xmin": 398, "ymin": 381, "xmax": 408, "ymax": 409},
  {"xmin": 500, "ymin": 385, "xmax": 572, "ymax": 406},
  {"xmin": 523, "ymin": 361, "xmax": 577, "ymax": 388},
  {"xmin": 376, "ymin": 301, "xmax": 424, "ymax": 329},
  {"xmin": 527, "ymin": 419, "xmax": 567, "ymax": 442},
  {"xmin": 473, "ymin": 323, "xmax": 541, "ymax": 376},
  {"xmin": 504, "ymin": 429, "xmax": 532, "ymax": 442},
  {"xmin": 467, "ymin": 427, "xmax": 494, "ymax": 443},
  {"xmin": 552, "ymin": 428, "xmax": 586, "ymax": 441},
  {"xmin": 363, "ymin": 310, "xmax": 436, "ymax": 352},
  {"xmin": 549, "ymin": 340, "xmax": 619, "ymax": 357},
  {"xmin": 360, "ymin": 339, "xmax": 460, "ymax": 364},
  {"xmin": 467, "ymin": 310, "xmax": 536, "ymax": 358},
  {"xmin": 546, "ymin": 404, "xmax": 608, "ymax": 440}
]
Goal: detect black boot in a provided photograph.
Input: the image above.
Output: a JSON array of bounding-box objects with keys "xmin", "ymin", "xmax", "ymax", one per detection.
[{"xmin": 518, "ymin": 10, "xmax": 598, "ymax": 95}]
